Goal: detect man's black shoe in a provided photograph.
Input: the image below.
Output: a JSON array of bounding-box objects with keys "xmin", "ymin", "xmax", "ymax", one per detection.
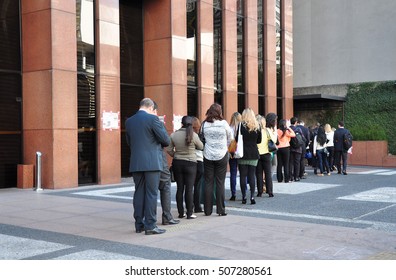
[
  {"xmin": 136, "ymin": 227, "xmax": 145, "ymax": 233},
  {"xmin": 342, "ymin": 171, "xmax": 348, "ymax": 175},
  {"xmin": 162, "ymin": 219, "xmax": 180, "ymax": 225},
  {"xmin": 145, "ymin": 227, "xmax": 166, "ymax": 235}
]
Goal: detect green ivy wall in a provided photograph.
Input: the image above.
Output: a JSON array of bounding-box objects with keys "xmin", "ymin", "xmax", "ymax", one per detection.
[{"xmin": 344, "ymin": 81, "xmax": 396, "ymax": 155}]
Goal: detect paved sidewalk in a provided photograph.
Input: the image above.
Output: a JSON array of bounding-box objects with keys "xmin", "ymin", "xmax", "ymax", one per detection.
[{"xmin": 1, "ymin": 179, "xmax": 396, "ymax": 260}]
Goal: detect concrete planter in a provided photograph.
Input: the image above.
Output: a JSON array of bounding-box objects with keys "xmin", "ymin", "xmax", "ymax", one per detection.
[{"xmin": 349, "ymin": 140, "xmax": 396, "ymax": 167}]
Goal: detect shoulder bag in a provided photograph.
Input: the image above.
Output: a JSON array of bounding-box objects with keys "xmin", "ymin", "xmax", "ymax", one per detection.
[
  {"xmin": 235, "ymin": 123, "xmax": 244, "ymax": 158},
  {"xmin": 267, "ymin": 129, "xmax": 278, "ymax": 153}
]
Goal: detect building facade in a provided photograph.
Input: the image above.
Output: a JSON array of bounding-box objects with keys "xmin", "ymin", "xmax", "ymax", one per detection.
[
  {"xmin": 293, "ymin": 0, "xmax": 396, "ymax": 125},
  {"xmin": 0, "ymin": 0, "xmax": 293, "ymax": 189}
]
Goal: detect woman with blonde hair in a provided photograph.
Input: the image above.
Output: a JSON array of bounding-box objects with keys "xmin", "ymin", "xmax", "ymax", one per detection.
[
  {"xmin": 324, "ymin": 123, "xmax": 335, "ymax": 171},
  {"xmin": 256, "ymin": 114, "xmax": 278, "ymax": 197},
  {"xmin": 236, "ymin": 108, "xmax": 262, "ymax": 204},
  {"xmin": 228, "ymin": 112, "xmax": 242, "ymax": 201}
]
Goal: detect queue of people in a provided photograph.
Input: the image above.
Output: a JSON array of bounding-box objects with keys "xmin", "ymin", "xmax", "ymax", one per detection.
[{"xmin": 126, "ymin": 98, "xmax": 351, "ymax": 235}]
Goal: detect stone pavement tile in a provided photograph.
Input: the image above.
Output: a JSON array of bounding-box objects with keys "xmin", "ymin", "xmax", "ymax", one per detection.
[
  {"xmin": 2, "ymin": 186, "xmax": 396, "ymax": 260},
  {"xmin": 366, "ymin": 252, "xmax": 396, "ymax": 260}
]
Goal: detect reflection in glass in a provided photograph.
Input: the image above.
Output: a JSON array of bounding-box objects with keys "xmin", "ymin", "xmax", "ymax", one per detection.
[
  {"xmin": 214, "ymin": 2, "xmax": 223, "ymax": 107},
  {"xmin": 77, "ymin": 0, "xmax": 96, "ymax": 184}
]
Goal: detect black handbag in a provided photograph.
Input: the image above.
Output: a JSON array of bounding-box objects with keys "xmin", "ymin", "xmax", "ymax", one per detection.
[
  {"xmin": 199, "ymin": 121, "xmax": 206, "ymax": 145},
  {"xmin": 267, "ymin": 129, "xmax": 278, "ymax": 153},
  {"xmin": 169, "ymin": 166, "xmax": 175, "ymax": 182}
]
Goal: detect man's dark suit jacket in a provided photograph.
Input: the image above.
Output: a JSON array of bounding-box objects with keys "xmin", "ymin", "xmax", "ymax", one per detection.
[
  {"xmin": 334, "ymin": 127, "xmax": 349, "ymax": 152},
  {"xmin": 125, "ymin": 110, "xmax": 170, "ymax": 172}
]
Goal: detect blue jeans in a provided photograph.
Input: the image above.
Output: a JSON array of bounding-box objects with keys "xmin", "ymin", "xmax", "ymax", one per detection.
[
  {"xmin": 317, "ymin": 149, "xmax": 330, "ymax": 174},
  {"xmin": 229, "ymin": 157, "xmax": 238, "ymax": 196}
]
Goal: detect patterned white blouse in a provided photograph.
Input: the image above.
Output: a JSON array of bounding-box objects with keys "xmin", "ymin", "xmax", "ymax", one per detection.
[{"xmin": 202, "ymin": 120, "xmax": 234, "ymax": 161}]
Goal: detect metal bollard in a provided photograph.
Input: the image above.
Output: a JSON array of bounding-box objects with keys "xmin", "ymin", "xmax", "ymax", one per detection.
[{"xmin": 34, "ymin": 151, "xmax": 43, "ymax": 191}]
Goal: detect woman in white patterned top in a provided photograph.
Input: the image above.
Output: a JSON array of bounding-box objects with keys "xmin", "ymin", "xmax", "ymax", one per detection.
[{"xmin": 201, "ymin": 103, "xmax": 233, "ymax": 216}]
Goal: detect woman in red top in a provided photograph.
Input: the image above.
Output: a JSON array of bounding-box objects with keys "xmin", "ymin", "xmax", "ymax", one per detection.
[{"xmin": 276, "ymin": 119, "xmax": 295, "ymax": 183}]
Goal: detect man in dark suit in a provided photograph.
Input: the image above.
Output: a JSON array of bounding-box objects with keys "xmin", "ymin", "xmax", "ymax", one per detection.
[
  {"xmin": 333, "ymin": 120, "xmax": 350, "ymax": 175},
  {"xmin": 125, "ymin": 98, "xmax": 170, "ymax": 235},
  {"xmin": 297, "ymin": 119, "xmax": 310, "ymax": 179}
]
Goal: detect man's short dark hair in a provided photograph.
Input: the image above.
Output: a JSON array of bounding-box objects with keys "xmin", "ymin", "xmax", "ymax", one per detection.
[
  {"xmin": 290, "ymin": 117, "xmax": 298, "ymax": 125},
  {"xmin": 338, "ymin": 120, "xmax": 344, "ymax": 127}
]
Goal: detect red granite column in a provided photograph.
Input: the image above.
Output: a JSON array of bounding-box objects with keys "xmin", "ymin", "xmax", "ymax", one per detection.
[
  {"xmin": 197, "ymin": 0, "xmax": 215, "ymax": 120},
  {"xmin": 143, "ymin": 0, "xmax": 187, "ymax": 133},
  {"xmin": 223, "ymin": 0, "xmax": 238, "ymax": 122},
  {"xmin": 282, "ymin": 0, "xmax": 294, "ymax": 118},
  {"xmin": 245, "ymin": 0, "xmax": 259, "ymax": 113},
  {"xmin": 21, "ymin": 0, "xmax": 78, "ymax": 189},
  {"xmin": 95, "ymin": 0, "xmax": 121, "ymax": 184}
]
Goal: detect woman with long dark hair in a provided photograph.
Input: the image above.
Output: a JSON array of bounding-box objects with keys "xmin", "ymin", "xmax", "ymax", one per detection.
[
  {"xmin": 167, "ymin": 116, "xmax": 204, "ymax": 219},
  {"xmin": 313, "ymin": 126, "xmax": 330, "ymax": 176}
]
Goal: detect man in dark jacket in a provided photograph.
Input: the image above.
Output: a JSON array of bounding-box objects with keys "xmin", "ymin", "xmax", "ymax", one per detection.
[
  {"xmin": 297, "ymin": 119, "xmax": 310, "ymax": 179},
  {"xmin": 289, "ymin": 117, "xmax": 306, "ymax": 182},
  {"xmin": 159, "ymin": 150, "xmax": 180, "ymax": 225},
  {"xmin": 152, "ymin": 102, "xmax": 180, "ymax": 226},
  {"xmin": 126, "ymin": 98, "xmax": 170, "ymax": 235},
  {"xmin": 333, "ymin": 120, "xmax": 351, "ymax": 175}
]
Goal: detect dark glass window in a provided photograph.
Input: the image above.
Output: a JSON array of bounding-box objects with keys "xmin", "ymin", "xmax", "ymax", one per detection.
[
  {"xmin": 214, "ymin": 0, "xmax": 223, "ymax": 107},
  {"xmin": 120, "ymin": 0, "xmax": 144, "ymax": 176},
  {"xmin": 120, "ymin": 0, "xmax": 143, "ymax": 86},
  {"xmin": 237, "ymin": 0, "xmax": 245, "ymax": 112},
  {"xmin": 257, "ymin": 0, "xmax": 265, "ymax": 115},
  {"xmin": 187, "ymin": 87, "xmax": 198, "ymax": 117},
  {"xmin": 0, "ymin": 1, "xmax": 21, "ymax": 188},
  {"xmin": 77, "ymin": 0, "xmax": 96, "ymax": 184},
  {"xmin": 187, "ymin": 0, "xmax": 198, "ymax": 116},
  {"xmin": 276, "ymin": 0, "xmax": 283, "ymax": 118}
]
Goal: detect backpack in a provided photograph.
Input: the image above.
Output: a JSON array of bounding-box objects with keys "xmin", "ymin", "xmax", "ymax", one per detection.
[
  {"xmin": 343, "ymin": 131, "xmax": 353, "ymax": 150},
  {"xmin": 290, "ymin": 132, "xmax": 305, "ymax": 149}
]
